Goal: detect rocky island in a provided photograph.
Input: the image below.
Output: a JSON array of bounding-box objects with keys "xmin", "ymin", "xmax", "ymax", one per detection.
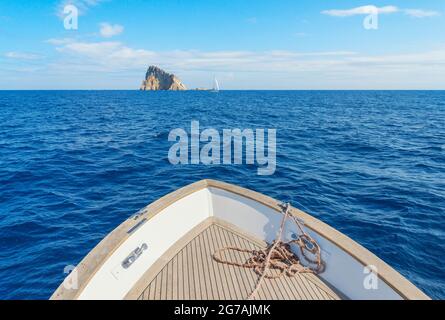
[{"xmin": 140, "ymin": 66, "xmax": 187, "ymax": 91}]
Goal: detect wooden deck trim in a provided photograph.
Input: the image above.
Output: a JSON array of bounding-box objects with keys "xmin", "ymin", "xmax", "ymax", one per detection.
[{"xmin": 51, "ymin": 179, "xmax": 429, "ymax": 300}]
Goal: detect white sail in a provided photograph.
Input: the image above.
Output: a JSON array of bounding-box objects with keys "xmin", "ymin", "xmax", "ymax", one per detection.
[{"xmin": 213, "ymin": 78, "xmax": 220, "ymax": 92}]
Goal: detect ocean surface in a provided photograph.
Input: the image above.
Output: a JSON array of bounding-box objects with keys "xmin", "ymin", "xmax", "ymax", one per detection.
[{"xmin": 0, "ymin": 90, "xmax": 444, "ymax": 299}]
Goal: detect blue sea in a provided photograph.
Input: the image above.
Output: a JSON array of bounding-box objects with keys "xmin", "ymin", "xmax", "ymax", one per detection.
[{"xmin": 0, "ymin": 90, "xmax": 444, "ymax": 299}]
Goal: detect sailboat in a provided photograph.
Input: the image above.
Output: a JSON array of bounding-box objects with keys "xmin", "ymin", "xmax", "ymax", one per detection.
[
  {"xmin": 211, "ymin": 77, "xmax": 220, "ymax": 92},
  {"xmin": 51, "ymin": 180, "xmax": 429, "ymax": 300}
]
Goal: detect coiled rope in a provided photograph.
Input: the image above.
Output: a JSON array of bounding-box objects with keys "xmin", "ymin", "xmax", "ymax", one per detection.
[{"xmin": 212, "ymin": 203, "xmax": 325, "ymax": 299}]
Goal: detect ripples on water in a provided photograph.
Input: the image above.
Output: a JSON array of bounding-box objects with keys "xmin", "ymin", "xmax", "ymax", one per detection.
[{"xmin": 0, "ymin": 90, "xmax": 444, "ymax": 299}]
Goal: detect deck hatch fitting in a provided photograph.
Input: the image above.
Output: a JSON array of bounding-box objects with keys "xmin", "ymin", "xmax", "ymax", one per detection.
[{"xmin": 122, "ymin": 243, "xmax": 148, "ymax": 269}]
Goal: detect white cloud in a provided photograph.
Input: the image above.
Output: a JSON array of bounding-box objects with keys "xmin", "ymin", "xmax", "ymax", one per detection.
[
  {"xmin": 45, "ymin": 38, "xmax": 76, "ymax": 45},
  {"xmin": 322, "ymin": 5, "xmax": 440, "ymax": 19},
  {"xmin": 99, "ymin": 23, "xmax": 124, "ymax": 38},
  {"xmin": 54, "ymin": 41, "xmax": 155, "ymax": 70},
  {"xmin": 322, "ymin": 5, "xmax": 399, "ymax": 17},
  {"xmin": 404, "ymin": 9, "xmax": 440, "ymax": 18},
  {"xmin": 48, "ymin": 40, "xmax": 361, "ymax": 73},
  {"xmin": 57, "ymin": 0, "xmax": 105, "ymax": 17},
  {"xmin": 49, "ymin": 40, "xmax": 445, "ymax": 72},
  {"xmin": 4, "ymin": 51, "xmax": 42, "ymax": 60},
  {"xmin": 58, "ymin": 41, "xmax": 123, "ymax": 56}
]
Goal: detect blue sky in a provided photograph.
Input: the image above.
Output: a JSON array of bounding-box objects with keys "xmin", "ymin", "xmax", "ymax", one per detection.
[{"xmin": 0, "ymin": 0, "xmax": 444, "ymax": 89}]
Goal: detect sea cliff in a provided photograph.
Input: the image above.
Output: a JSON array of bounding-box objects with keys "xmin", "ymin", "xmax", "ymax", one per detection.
[{"xmin": 140, "ymin": 66, "xmax": 187, "ymax": 91}]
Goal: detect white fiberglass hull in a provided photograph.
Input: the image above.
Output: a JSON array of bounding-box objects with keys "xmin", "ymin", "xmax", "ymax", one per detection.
[{"xmin": 51, "ymin": 180, "xmax": 429, "ymax": 300}]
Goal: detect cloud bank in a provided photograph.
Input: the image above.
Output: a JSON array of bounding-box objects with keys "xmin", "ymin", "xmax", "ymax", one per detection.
[
  {"xmin": 4, "ymin": 51, "xmax": 42, "ymax": 60},
  {"xmin": 18, "ymin": 39, "xmax": 440, "ymax": 89},
  {"xmin": 322, "ymin": 5, "xmax": 440, "ymax": 18},
  {"xmin": 322, "ymin": 6, "xmax": 398, "ymax": 17}
]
